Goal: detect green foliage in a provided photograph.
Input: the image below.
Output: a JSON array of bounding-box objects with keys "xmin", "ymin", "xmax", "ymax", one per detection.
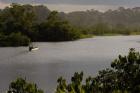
[
  {"xmin": 80, "ymin": 23, "xmax": 140, "ymax": 36},
  {"xmin": 0, "ymin": 3, "xmax": 35, "ymax": 35},
  {"xmin": 56, "ymin": 72, "xmax": 85, "ymax": 93},
  {"xmin": 111, "ymin": 48, "xmax": 140, "ymax": 92},
  {"xmin": 38, "ymin": 11, "xmax": 81, "ymax": 41},
  {"xmin": 7, "ymin": 77, "xmax": 44, "ymax": 93},
  {"xmin": 0, "ymin": 4, "xmax": 82, "ymax": 45},
  {"xmin": 0, "ymin": 33, "xmax": 30, "ymax": 47},
  {"xmin": 56, "ymin": 77, "xmax": 67, "ymax": 93}
]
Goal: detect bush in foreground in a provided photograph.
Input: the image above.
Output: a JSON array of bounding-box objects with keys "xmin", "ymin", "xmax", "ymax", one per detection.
[{"xmin": 7, "ymin": 77, "xmax": 43, "ymax": 93}]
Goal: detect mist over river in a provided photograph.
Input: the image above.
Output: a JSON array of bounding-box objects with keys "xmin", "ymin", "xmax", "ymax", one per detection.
[{"xmin": 1, "ymin": 36, "xmax": 140, "ymax": 93}]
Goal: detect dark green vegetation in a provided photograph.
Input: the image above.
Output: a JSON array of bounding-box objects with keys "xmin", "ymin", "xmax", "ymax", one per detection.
[
  {"xmin": 0, "ymin": 3, "xmax": 81, "ymax": 46},
  {"xmin": 1, "ymin": 4, "xmax": 140, "ymax": 46},
  {"xmin": 37, "ymin": 11, "xmax": 81, "ymax": 41},
  {"xmin": 7, "ymin": 77, "xmax": 43, "ymax": 93},
  {"xmin": 0, "ymin": 33, "xmax": 30, "ymax": 46},
  {"xmin": 6, "ymin": 48, "xmax": 140, "ymax": 93}
]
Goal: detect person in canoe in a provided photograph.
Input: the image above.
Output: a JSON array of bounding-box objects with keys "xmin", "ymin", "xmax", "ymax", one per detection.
[
  {"xmin": 29, "ymin": 43, "xmax": 33, "ymax": 51},
  {"xmin": 29, "ymin": 43, "xmax": 39, "ymax": 51}
]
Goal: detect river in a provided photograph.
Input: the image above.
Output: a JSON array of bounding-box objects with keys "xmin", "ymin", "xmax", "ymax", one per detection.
[{"xmin": 0, "ymin": 36, "xmax": 140, "ymax": 93}]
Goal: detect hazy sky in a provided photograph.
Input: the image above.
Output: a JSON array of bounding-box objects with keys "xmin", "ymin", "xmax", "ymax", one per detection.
[{"xmin": 0, "ymin": 0, "xmax": 140, "ymax": 12}]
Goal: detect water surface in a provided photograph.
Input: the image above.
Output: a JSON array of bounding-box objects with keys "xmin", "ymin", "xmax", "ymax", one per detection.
[{"xmin": 0, "ymin": 36, "xmax": 140, "ymax": 93}]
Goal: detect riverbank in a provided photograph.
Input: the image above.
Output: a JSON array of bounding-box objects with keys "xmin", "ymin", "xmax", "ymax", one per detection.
[{"xmin": 1, "ymin": 34, "xmax": 140, "ymax": 47}]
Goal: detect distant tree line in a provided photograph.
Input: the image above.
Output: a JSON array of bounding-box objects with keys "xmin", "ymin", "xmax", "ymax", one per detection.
[
  {"xmin": 6, "ymin": 48, "xmax": 140, "ymax": 93},
  {"xmin": 65, "ymin": 7, "xmax": 140, "ymax": 33},
  {"xmin": 79, "ymin": 23, "xmax": 140, "ymax": 36}
]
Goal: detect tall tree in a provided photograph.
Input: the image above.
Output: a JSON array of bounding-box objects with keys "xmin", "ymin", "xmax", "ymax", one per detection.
[
  {"xmin": 38, "ymin": 11, "xmax": 81, "ymax": 41},
  {"xmin": 0, "ymin": 3, "xmax": 35, "ymax": 38}
]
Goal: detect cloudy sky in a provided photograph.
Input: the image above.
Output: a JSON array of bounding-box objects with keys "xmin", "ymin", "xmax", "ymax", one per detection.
[{"xmin": 0, "ymin": 0, "xmax": 140, "ymax": 12}]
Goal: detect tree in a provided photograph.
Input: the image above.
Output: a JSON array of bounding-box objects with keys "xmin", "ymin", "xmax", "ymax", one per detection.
[
  {"xmin": 56, "ymin": 77, "xmax": 67, "ymax": 93},
  {"xmin": 38, "ymin": 11, "xmax": 81, "ymax": 41},
  {"xmin": 0, "ymin": 3, "xmax": 35, "ymax": 39},
  {"xmin": 7, "ymin": 77, "xmax": 44, "ymax": 93},
  {"xmin": 56, "ymin": 72, "xmax": 84, "ymax": 93},
  {"xmin": 111, "ymin": 48, "xmax": 140, "ymax": 92}
]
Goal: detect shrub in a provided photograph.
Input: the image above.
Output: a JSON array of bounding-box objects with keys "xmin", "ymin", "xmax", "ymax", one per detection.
[
  {"xmin": 7, "ymin": 77, "xmax": 44, "ymax": 93},
  {"xmin": 0, "ymin": 32, "xmax": 30, "ymax": 47}
]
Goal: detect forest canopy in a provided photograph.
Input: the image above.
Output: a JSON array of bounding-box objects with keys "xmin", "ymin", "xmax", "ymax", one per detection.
[{"xmin": 0, "ymin": 3, "xmax": 82, "ymax": 46}]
